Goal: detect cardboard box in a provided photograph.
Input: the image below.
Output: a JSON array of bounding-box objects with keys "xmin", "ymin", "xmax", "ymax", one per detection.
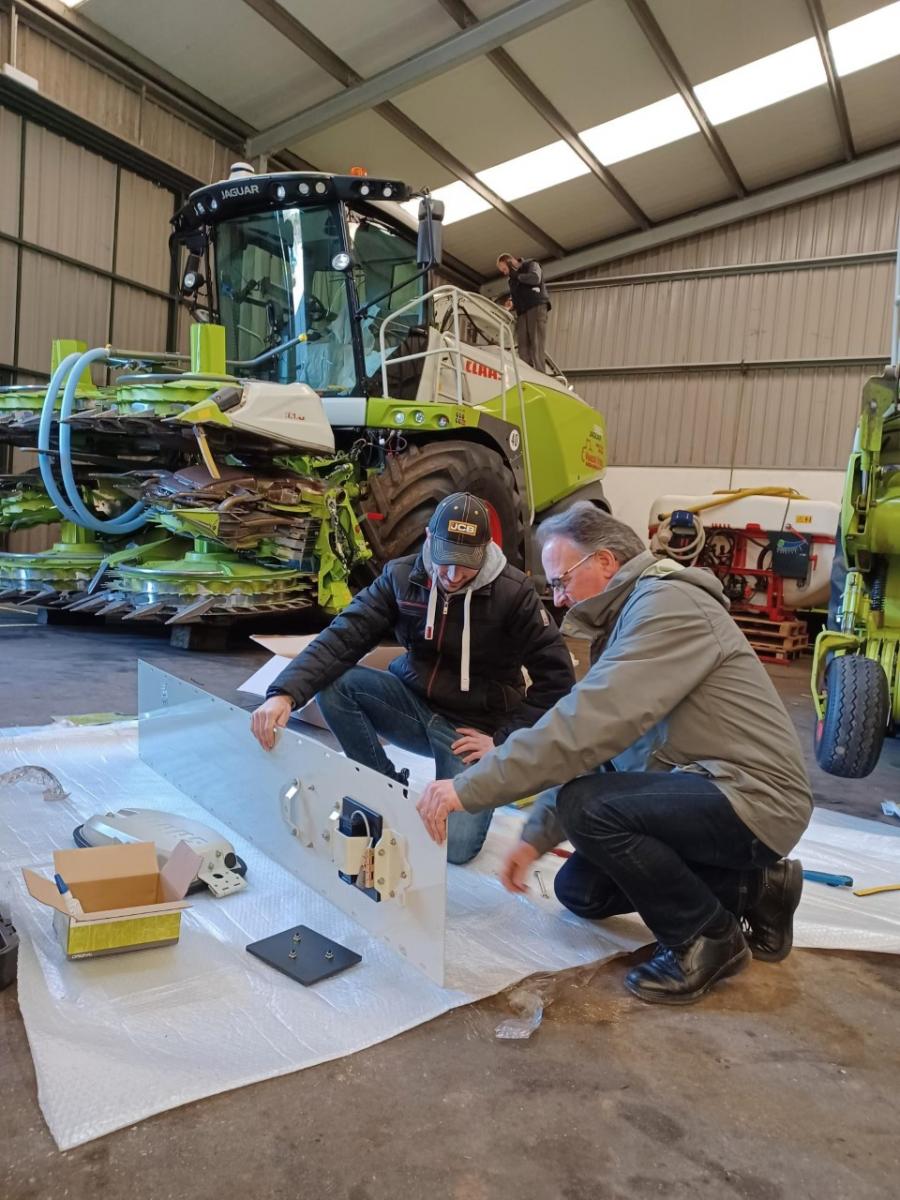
[
  {"xmin": 22, "ymin": 841, "xmax": 201, "ymax": 960},
  {"xmin": 239, "ymin": 634, "xmax": 404, "ymax": 729}
]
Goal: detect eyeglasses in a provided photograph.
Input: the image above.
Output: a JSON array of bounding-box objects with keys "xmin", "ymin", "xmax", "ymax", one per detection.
[{"xmin": 548, "ymin": 551, "xmax": 596, "ymax": 593}]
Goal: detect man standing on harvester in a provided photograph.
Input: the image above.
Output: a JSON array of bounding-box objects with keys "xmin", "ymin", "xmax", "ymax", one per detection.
[
  {"xmin": 250, "ymin": 492, "xmax": 575, "ymax": 865},
  {"xmin": 496, "ymin": 253, "xmax": 552, "ymax": 371}
]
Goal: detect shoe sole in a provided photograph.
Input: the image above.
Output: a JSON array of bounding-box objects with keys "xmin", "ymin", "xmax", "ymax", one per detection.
[
  {"xmin": 751, "ymin": 859, "xmax": 804, "ymax": 964},
  {"xmin": 624, "ymin": 943, "xmax": 752, "ymax": 1006}
]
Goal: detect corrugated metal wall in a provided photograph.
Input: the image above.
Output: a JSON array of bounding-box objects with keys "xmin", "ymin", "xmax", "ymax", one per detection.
[{"xmin": 548, "ymin": 172, "xmax": 900, "ymax": 470}]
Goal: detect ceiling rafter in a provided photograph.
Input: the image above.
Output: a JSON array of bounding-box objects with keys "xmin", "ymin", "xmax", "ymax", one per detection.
[
  {"xmin": 241, "ymin": 0, "xmax": 567, "ymax": 258},
  {"xmin": 623, "ymin": 0, "xmax": 747, "ymax": 199},
  {"xmin": 436, "ymin": 0, "xmax": 650, "ymax": 231},
  {"xmin": 804, "ymin": 0, "xmax": 856, "ymax": 162}
]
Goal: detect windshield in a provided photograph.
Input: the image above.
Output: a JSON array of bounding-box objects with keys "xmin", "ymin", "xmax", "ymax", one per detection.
[
  {"xmin": 214, "ymin": 205, "xmax": 357, "ymax": 394},
  {"xmin": 350, "ymin": 216, "xmax": 426, "ymax": 381}
]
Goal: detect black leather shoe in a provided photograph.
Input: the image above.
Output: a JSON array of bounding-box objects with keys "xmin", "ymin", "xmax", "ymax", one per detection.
[
  {"xmin": 625, "ymin": 917, "xmax": 751, "ymax": 1005},
  {"xmin": 742, "ymin": 858, "xmax": 803, "ymax": 962}
]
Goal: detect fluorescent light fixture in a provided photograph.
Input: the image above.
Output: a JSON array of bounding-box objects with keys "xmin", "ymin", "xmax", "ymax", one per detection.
[
  {"xmin": 580, "ymin": 95, "xmax": 698, "ymax": 165},
  {"xmin": 402, "ymin": 180, "xmax": 490, "ymax": 227},
  {"xmin": 59, "ymin": 0, "xmax": 88, "ymax": 7},
  {"xmin": 831, "ymin": 0, "xmax": 900, "ymax": 76},
  {"xmin": 477, "ymin": 140, "xmax": 588, "ymax": 201},
  {"xmin": 694, "ymin": 38, "xmax": 826, "ymax": 125}
]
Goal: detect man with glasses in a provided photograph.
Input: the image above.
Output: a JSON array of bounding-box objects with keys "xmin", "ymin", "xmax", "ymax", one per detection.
[{"xmin": 417, "ymin": 503, "xmax": 812, "ymax": 1005}]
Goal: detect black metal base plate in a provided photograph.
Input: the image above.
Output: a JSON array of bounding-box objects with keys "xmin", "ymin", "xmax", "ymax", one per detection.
[{"xmin": 246, "ymin": 924, "xmax": 361, "ymax": 986}]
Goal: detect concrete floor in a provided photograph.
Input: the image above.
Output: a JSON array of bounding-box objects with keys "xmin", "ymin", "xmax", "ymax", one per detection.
[{"xmin": 1, "ymin": 607, "xmax": 898, "ymax": 1199}]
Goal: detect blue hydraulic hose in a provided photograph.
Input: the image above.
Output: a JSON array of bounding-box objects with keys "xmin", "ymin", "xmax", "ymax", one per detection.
[
  {"xmin": 37, "ymin": 350, "xmax": 88, "ymax": 525},
  {"xmin": 57, "ymin": 346, "xmax": 149, "ymax": 534}
]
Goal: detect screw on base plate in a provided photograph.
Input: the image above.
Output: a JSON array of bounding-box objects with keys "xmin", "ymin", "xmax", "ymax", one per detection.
[
  {"xmin": 288, "ymin": 949, "xmax": 297, "ymax": 960},
  {"xmin": 324, "ymin": 949, "xmax": 334, "ymax": 960}
]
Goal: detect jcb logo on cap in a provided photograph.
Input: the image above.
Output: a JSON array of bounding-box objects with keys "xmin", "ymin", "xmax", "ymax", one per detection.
[{"xmin": 448, "ymin": 520, "xmax": 478, "ymax": 536}]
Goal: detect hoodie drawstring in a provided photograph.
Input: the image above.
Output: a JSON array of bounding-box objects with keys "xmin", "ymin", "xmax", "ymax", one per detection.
[{"xmin": 424, "ymin": 568, "xmax": 473, "ymax": 693}]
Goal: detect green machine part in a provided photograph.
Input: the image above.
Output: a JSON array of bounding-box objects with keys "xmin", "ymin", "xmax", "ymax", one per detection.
[{"xmin": 811, "ymin": 371, "xmax": 900, "ymax": 739}]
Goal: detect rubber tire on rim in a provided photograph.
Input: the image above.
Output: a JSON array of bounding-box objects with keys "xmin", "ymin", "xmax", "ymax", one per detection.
[
  {"xmin": 358, "ymin": 439, "xmax": 525, "ymax": 570},
  {"xmin": 814, "ymin": 654, "xmax": 890, "ymax": 778}
]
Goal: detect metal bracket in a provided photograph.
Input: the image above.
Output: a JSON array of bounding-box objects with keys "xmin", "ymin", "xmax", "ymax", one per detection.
[
  {"xmin": 197, "ymin": 858, "xmax": 246, "ymax": 898},
  {"xmin": 280, "ymin": 778, "xmax": 315, "ymax": 847},
  {"xmin": 328, "ymin": 810, "xmax": 411, "ymax": 903}
]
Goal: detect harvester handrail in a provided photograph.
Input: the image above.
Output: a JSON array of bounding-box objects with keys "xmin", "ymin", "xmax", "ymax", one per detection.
[{"xmin": 379, "ymin": 284, "xmax": 533, "ymax": 520}]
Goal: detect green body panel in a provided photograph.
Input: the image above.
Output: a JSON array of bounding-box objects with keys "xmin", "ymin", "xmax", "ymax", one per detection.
[
  {"xmin": 811, "ymin": 373, "xmax": 900, "ymax": 725},
  {"xmin": 366, "ymin": 380, "xmax": 606, "ymax": 515}
]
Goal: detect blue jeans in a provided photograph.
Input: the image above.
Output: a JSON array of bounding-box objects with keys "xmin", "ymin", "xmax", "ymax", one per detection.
[
  {"xmin": 316, "ymin": 666, "xmax": 493, "ymax": 865},
  {"xmin": 553, "ymin": 771, "xmax": 780, "ymax": 947}
]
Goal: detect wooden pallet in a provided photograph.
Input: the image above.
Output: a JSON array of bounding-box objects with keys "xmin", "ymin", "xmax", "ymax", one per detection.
[{"xmin": 733, "ymin": 612, "xmax": 808, "ymax": 664}]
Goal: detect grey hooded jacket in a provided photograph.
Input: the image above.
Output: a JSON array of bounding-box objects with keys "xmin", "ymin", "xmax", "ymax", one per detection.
[{"xmin": 453, "ymin": 550, "xmax": 813, "ymax": 857}]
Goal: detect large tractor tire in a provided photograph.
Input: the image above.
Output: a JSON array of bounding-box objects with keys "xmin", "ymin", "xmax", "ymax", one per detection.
[
  {"xmin": 814, "ymin": 654, "xmax": 890, "ymax": 778},
  {"xmin": 359, "ymin": 439, "xmax": 526, "ymax": 569}
]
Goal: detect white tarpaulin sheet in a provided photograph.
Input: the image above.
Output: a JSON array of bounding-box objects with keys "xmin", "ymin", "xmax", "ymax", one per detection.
[{"xmin": 2, "ymin": 721, "xmax": 900, "ymax": 1150}]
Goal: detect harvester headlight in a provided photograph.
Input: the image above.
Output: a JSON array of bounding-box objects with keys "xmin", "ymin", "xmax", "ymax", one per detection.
[
  {"xmin": 382, "ymin": 184, "xmax": 393, "ymax": 198},
  {"xmin": 331, "ymin": 252, "xmax": 351, "ymax": 271},
  {"xmin": 195, "ymin": 201, "xmax": 205, "ymax": 216},
  {"xmin": 209, "ymin": 198, "xmax": 218, "ymax": 211},
  {"xmin": 315, "ymin": 181, "xmax": 327, "ymax": 194},
  {"xmin": 275, "ymin": 184, "xmax": 287, "ymax": 200},
  {"xmin": 359, "ymin": 183, "xmax": 370, "ymax": 196},
  {"xmin": 298, "ymin": 181, "xmax": 310, "ymax": 195},
  {"xmin": 393, "ymin": 410, "xmax": 407, "ymax": 424},
  {"xmin": 413, "ymin": 410, "xmax": 425, "ymax": 424},
  {"xmin": 437, "ymin": 414, "xmax": 449, "ymax": 428}
]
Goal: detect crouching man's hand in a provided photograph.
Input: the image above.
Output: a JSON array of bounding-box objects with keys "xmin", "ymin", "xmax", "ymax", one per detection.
[
  {"xmin": 417, "ymin": 779, "xmax": 464, "ymax": 844},
  {"xmin": 500, "ymin": 841, "xmax": 540, "ymax": 894},
  {"xmin": 250, "ymin": 694, "xmax": 293, "ymax": 750},
  {"xmin": 451, "ymin": 727, "xmax": 494, "ymax": 765}
]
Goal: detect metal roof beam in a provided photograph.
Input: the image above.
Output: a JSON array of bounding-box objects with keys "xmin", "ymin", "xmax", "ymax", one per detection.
[
  {"xmin": 436, "ymin": 0, "xmax": 650, "ymax": 230},
  {"xmin": 623, "ymin": 0, "xmax": 747, "ymax": 199},
  {"xmin": 479, "ymin": 141, "xmax": 900, "ymax": 289},
  {"xmin": 804, "ymin": 0, "xmax": 856, "ymax": 162},
  {"xmin": 242, "ymin": 0, "xmax": 567, "ymax": 258},
  {"xmin": 245, "ymin": 0, "xmax": 592, "ymax": 157}
]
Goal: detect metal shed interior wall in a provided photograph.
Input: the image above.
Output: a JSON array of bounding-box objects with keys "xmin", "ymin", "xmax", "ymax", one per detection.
[{"xmin": 548, "ymin": 171, "xmax": 900, "ymax": 532}]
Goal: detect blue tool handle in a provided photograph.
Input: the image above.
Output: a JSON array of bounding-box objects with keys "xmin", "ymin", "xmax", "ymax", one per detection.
[{"xmin": 802, "ymin": 869, "xmax": 853, "ymax": 888}]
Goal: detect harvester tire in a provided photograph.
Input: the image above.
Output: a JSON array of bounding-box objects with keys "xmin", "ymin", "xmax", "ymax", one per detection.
[
  {"xmin": 814, "ymin": 654, "xmax": 890, "ymax": 778},
  {"xmin": 359, "ymin": 440, "xmax": 526, "ymax": 569}
]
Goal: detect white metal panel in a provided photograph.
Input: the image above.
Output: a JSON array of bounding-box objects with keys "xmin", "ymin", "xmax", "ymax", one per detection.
[
  {"xmin": 441, "ymin": 207, "xmax": 546, "ymax": 275},
  {"xmin": 16, "ymin": 251, "xmax": 110, "ymax": 374},
  {"xmin": 491, "ymin": 0, "xmax": 679, "ymax": 132},
  {"xmin": 82, "ymin": 0, "xmax": 340, "ymax": 129},
  {"xmin": 393, "ymin": 57, "xmax": 561, "ymax": 173},
  {"xmin": 22, "ymin": 124, "xmax": 117, "ymax": 271},
  {"xmin": 138, "ymin": 665, "xmax": 447, "ymax": 985},
  {"xmin": 840, "ymin": 58, "xmax": 900, "ymax": 153},
  {"xmin": 291, "ymin": 109, "xmax": 454, "ymax": 190},
  {"xmin": 115, "ymin": 171, "xmax": 174, "ymax": 292},
  {"xmin": 648, "ymin": 0, "xmax": 814, "ymax": 82},
  {"xmin": 514, "ymin": 174, "xmax": 637, "ymax": 249},
  {"xmin": 612, "ymin": 135, "xmax": 734, "ymax": 222},
  {"xmin": 717, "ymin": 88, "xmax": 845, "ymax": 191},
  {"xmin": 282, "ymin": 0, "xmax": 459, "ymax": 75},
  {"xmin": 0, "ymin": 107, "xmax": 21, "ymax": 237}
]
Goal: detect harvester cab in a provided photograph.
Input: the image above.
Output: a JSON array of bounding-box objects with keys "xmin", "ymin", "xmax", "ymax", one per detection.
[{"xmin": 0, "ymin": 163, "xmax": 608, "ymax": 632}]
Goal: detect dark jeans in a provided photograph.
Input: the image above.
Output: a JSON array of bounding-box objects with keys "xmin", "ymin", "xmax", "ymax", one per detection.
[
  {"xmin": 553, "ymin": 771, "xmax": 780, "ymax": 947},
  {"xmin": 316, "ymin": 666, "xmax": 493, "ymax": 865}
]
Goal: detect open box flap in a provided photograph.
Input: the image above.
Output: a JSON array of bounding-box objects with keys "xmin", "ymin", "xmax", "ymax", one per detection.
[{"xmin": 159, "ymin": 840, "xmax": 203, "ymax": 902}]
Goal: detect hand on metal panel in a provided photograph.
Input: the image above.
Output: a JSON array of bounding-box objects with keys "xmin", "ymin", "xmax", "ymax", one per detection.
[
  {"xmin": 250, "ymin": 694, "xmax": 293, "ymax": 750},
  {"xmin": 416, "ymin": 779, "xmax": 464, "ymax": 844}
]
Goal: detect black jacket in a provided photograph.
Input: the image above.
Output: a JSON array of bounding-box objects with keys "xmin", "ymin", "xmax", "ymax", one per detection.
[
  {"xmin": 508, "ymin": 259, "xmax": 551, "ymax": 315},
  {"xmin": 268, "ymin": 553, "xmax": 574, "ymax": 743}
]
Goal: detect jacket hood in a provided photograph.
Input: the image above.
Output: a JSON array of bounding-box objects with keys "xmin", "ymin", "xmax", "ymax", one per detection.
[
  {"xmin": 421, "ymin": 539, "xmax": 508, "ymax": 590},
  {"xmin": 561, "ymin": 550, "xmax": 729, "ymax": 642}
]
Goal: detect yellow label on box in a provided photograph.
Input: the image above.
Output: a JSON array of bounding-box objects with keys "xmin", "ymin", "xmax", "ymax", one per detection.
[{"xmin": 63, "ymin": 913, "xmax": 182, "ymax": 957}]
